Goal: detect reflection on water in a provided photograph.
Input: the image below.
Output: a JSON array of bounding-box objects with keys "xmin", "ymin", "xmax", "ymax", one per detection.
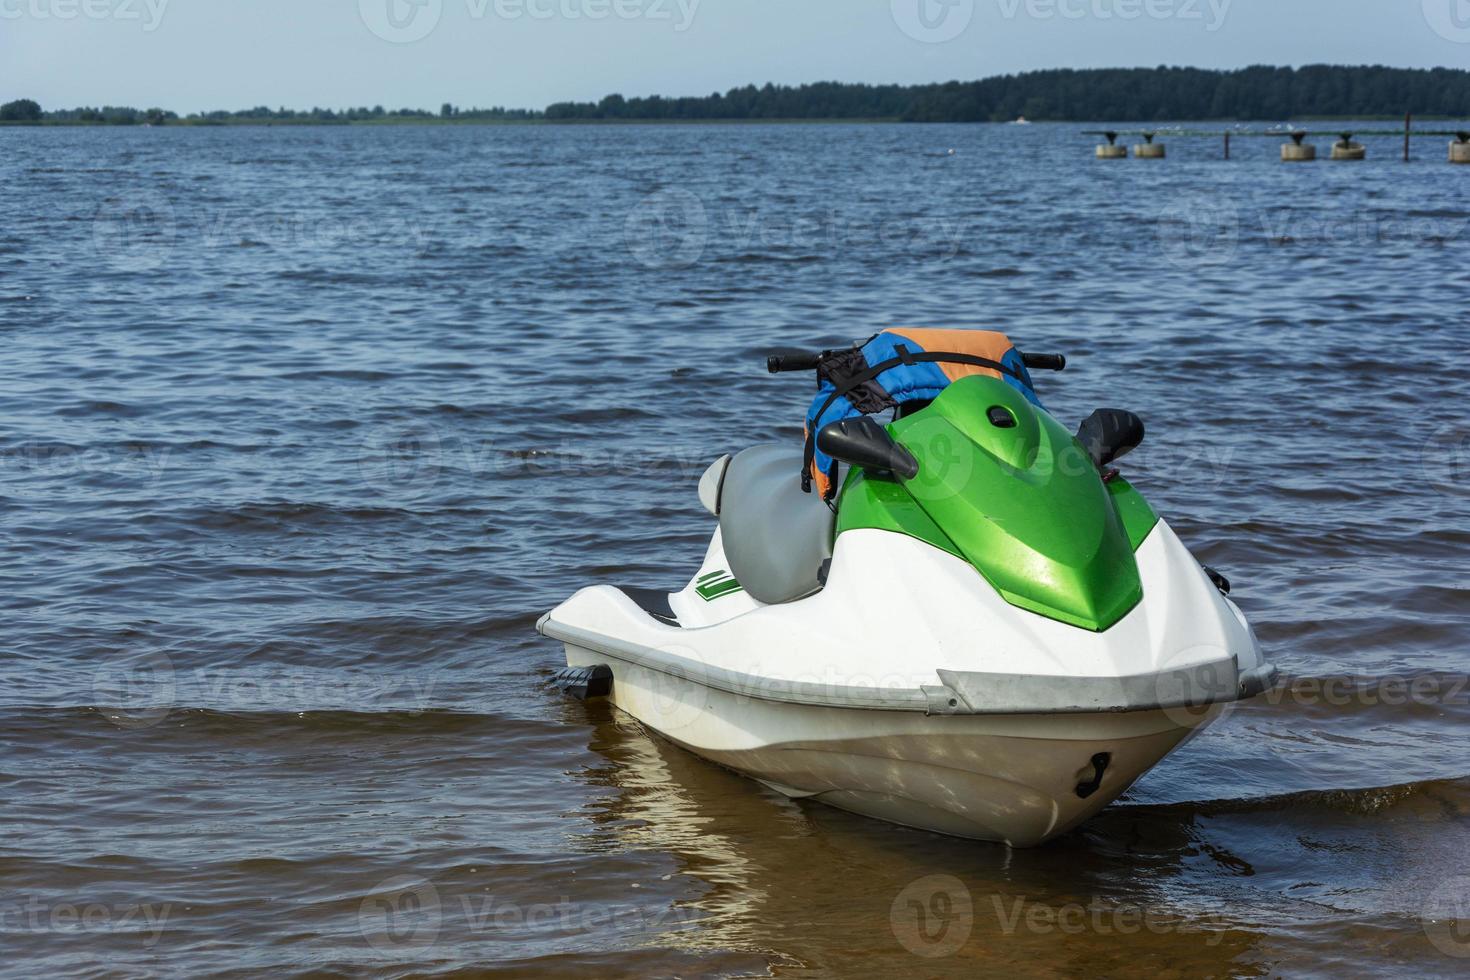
[
  {"xmin": 560, "ymin": 697, "xmax": 1470, "ymax": 976},
  {"xmin": 567, "ymin": 702, "xmax": 1289, "ymax": 977}
]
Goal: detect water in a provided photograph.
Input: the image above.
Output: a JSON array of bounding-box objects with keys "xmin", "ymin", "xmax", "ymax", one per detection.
[{"xmin": 3, "ymin": 122, "xmax": 1469, "ymax": 977}]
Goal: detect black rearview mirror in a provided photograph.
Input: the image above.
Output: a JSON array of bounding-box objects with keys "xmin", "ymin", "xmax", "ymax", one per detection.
[
  {"xmin": 1076, "ymin": 409, "xmax": 1146, "ymax": 469},
  {"xmin": 817, "ymin": 417, "xmax": 920, "ymax": 480}
]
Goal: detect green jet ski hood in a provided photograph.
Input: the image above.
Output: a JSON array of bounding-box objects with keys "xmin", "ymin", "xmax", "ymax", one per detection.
[{"xmin": 834, "ymin": 375, "xmax": 1157, "ymax": 632}]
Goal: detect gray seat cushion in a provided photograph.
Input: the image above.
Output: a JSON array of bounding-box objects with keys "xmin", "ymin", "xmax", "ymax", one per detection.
[{"xmin": 718, "ymin": 445, "xmax": 834, "ymax": 605}]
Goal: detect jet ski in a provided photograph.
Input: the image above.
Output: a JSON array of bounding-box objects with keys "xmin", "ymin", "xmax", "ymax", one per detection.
[{"xmin": 537, "ymin": 329, "xmax": 1276, "ymax": 846}]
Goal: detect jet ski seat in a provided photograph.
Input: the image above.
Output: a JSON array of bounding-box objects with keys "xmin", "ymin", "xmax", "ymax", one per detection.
[{"xmin": 717, "ymin": 444, "xmax": 834, "ymax": 605}]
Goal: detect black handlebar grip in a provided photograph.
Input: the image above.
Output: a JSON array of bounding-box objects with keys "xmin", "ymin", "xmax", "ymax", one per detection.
[
  {"xmin": 1021, "ymin": 352, "xmax": 1067, "ymax": 371},
  {"xmin": 767, "ymin": 350, "xmax": 824, "ymax": 374}
]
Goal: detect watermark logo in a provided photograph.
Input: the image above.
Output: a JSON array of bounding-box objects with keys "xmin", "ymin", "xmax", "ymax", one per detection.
[
  {"xmin": 359, "ymin": 0, "xmax": 442, "ymax": 43},
  {"xmin": 1421, "ymin": 424, "xmax": 1470, "ymax": 498},
  {"xmin": 891, "ymin": 0, "xmax": 974, "ymax": 43},
  {"xmin": 356, "ymin": 422, "xmax": 445, "ymax": 501},
  {"xmin": 1424, "ymin": 0, "xmax": 1470, "ymax": 43},
  {"xmin": 640, "ymin": 641, "xmax": 713, "ymax": 734},
  {"xmin": 360, "ymin": 876, "xmax": 443, "ymax": 952},
  {"xmin": 1157, "ymin": 195, "xmax": 1239, "ymax": 269},
  {"xmin": 890, "ymin": 874, "xmax": 973, "ymax": 958},
  {"xmin": 1423, "ymin": 875, "xmax": 1470, "ymax": 957},
  {"xmin": 625, "ymin": 189, "xmax": 708, "ymax": 269},
  {"xmin": 1151, "ymin": 642, "xmax": 1238, "ymax": 729},
  {"xmin": 897, "ymin": 415, "xmax": 975, "ymax": 503},
  {"xmin": 91, "ymin": 190, "xmax": 176, "ymax": 273},
  {"xmin": 91, "ymin": 648, "xmax": 176, "ymax": 730}
]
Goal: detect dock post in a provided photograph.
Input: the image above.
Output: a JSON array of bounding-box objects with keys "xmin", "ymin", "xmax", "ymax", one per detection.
[
  {"xmin": 1452, "ymin": 132, "xmax": 1470, "ymax": 164},
  {"xmin": 1405, "ymin": 112, "xmax": 1412, "ymax": 163},
  {"xmin": 1224, "ymin": 132, "xmax": 1230, "ymax": 160},
  {"xmin": 1282, "ymin": 131, "xmax": 1317, "ymax": 161},
  {"xmin": 1095, "ymin": 130, "xmax": 1126, "ymax": 159},
  {"xmin": 1332, "ymin": 133, "xmax": 1366, "ymax": 161},
  {"xmin": 1133, "ymin": 132, "xmax": 1166, "ymax": 159}
]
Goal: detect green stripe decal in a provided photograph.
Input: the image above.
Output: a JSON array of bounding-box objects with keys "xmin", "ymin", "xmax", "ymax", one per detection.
[{"xmin": 695, "ymin": 570, "xmax": 743, "ymax": 601}]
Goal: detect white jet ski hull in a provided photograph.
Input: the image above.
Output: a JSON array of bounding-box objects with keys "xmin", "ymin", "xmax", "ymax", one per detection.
[
  {"xmin": 558, "ymin": 638, "xmax": 1218, "ymax": 845},
  {"xmin": 540, "ymin": 524, "xmax": 1273, "ymax": 846}
]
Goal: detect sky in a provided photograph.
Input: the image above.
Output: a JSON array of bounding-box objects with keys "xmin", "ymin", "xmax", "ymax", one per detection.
[{"xmin": 3, "ymin": 0, "xmax": 1468, "ymax": 113}]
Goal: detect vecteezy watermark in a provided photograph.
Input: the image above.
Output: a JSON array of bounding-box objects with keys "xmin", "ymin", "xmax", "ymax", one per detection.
[
  {"xmin": 356, "ymin": 422, "xmax": 447, "ymax": 502},
  {"xmin": 90, "ymin": 194, "xmax": 433, "ymax": 273},
  {"xmin": 92, "ymin": 190, "xmax": 177, "ymax": 273},
  {"xmin": 0, "ymin": 0, "xmax": 169, "ymax": 31},
  {"xmin": 358, "ymin": 0, "xmax": 442, "ymax": 43},
  {"xmin": 0, "ymin": 896, "xmax": 172, "ymax": 945},
  {"xmin": 1423, "ymin": 0, "xmax": 1470, "ymax": 44},
  {"xmin": 197, "ymin": 211, "xmax": 431, "ymax": 253},
  {"xmin": 1424, "ymin": 875, "xmax": 1470, "ymax": 958},
  {"xmin": 358, "ymin": 876, "xmax": 702, "ymax": 953},
  {"xmin": 359, "ymin": 0, "xmax": 699, "ymax": 44},
  {"xmin": 1422, "ymin": 424, "xmax": 1470, "ymax": 498},
  {"xmin": 356, "ymin": 430, "xmax": 715, "ymax": 500},
  {"xmin": 360, "ymin": 877, "xmax": 443, "ymax": 952},
  {"xmin": 997, "ymin": 0, "xmax": 1231, "ymax": 31},
  {"xmin": 0, "ymin": 441, "xmax": 173, "ymax": 496},
  {"xmin": 891, "ymin": 877, "xmax": 1229, "ymax": 958},
  {"xmin": 1259, "ymin": 209, "xmax": 1470, "ymax": 250},
  {"xmin": 890, "ymin": 875, "xmax": 974, "ymax": 958},
  {"xmin": 623, "ymin": 193, "xmax": 966, "ymax": 270},
  {"xmin": 1156, "ymin": 199, "xmax": 1470, "ymax": 270},
  {"xmin": 638, "ymin": 641, "xmax": 713, "ymax": 735},
  {"xmin": 92, "ymin": 648, "xmax": 177, "ymax": 730},
  {"xmin": 1150, "ymin": 643, "xmax": 1240, "ymax": 729},
  {"xmin": 1157, "ymin": 195, "xmax": 1240, "ymax": 270},
  {"xmin": 900, "ymin": 416, "xmax": 976, "ymax": 504},
  {"xmin": 625, "ymin": 189, "xmax": 709, "ymax": 270},
  {"xmin": 1258, "ymin": 674, "xmax": 1470, "ymax": 711},
  {"xmin": 891, "ymin": 0, "xmax": 975, "ymax": 43},
  {"xmin": 90, "ymin": 656, "xmax": 442, "ymax": 731},
  {"xmin": 990, "ymin": 894, "xmax": 1227, "ymax": 943}
]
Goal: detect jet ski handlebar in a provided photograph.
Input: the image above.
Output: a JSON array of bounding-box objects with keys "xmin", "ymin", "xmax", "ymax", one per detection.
[
  {"xmin": 766, "ymin": 349, "xmax": 826, "ymax": 374},
  {"xmin": 767, "ymin": 348, "xmax": 1066, "ymax": 374},
  {"xmin": 1021, "ymin": 352, "xmax": 1067, "ymax": 371}
]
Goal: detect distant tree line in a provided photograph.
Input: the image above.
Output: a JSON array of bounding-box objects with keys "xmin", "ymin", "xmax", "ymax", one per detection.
[
  {"xmin": 0, "ymin": 99, "xmax": 536, "ymax": 125},
  {"xmin": 547, "ymin": 67, "xmax": 1470, "ymax": 122},
  {"xmin": 5, "ymin": 66, "xmax": 1470, "ymax": 126},
  {"xmin": 35, "ymin": 105, "xmax": 177, "ymax": 125},
  {"xmin": 1, "ymin": 98, "xmax": 43, "ymax": 122}
]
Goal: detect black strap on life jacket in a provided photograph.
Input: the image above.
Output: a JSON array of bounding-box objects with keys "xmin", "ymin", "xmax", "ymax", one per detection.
[{"xmin": 801, "ymin": 346, "xmax": 1031, "ymax": 498}]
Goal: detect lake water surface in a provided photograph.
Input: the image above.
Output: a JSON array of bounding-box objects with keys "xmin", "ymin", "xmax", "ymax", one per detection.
[{"xmin": 3, "ymin": 122, "xmax": 1470, "ymax": 977}]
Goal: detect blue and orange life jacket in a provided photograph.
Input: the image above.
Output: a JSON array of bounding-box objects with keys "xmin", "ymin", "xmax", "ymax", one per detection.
[{"xmin": 803, "ymin": 328, "xmax": 1042, "ymax": 500}]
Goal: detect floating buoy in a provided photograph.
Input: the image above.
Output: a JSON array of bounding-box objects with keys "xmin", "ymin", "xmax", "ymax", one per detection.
[
  {"xmin": 1095, "ymin": 131, "xmax": 1125, "ymax": 159},
  {"xmin": 1133, "ymin": 132, "xmax": 1165, "ymax": 159},
  {"xmin": 1281, "ymin": 131, "xmax": 1316, "ymax": 161},
  {"xmin": 1331, "ymin": 133, "xmax": 1366, "ymax": 160},
  {"xmin": 1451, "ymin": 133, "xmax": 1470, "ymax": 164}
]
